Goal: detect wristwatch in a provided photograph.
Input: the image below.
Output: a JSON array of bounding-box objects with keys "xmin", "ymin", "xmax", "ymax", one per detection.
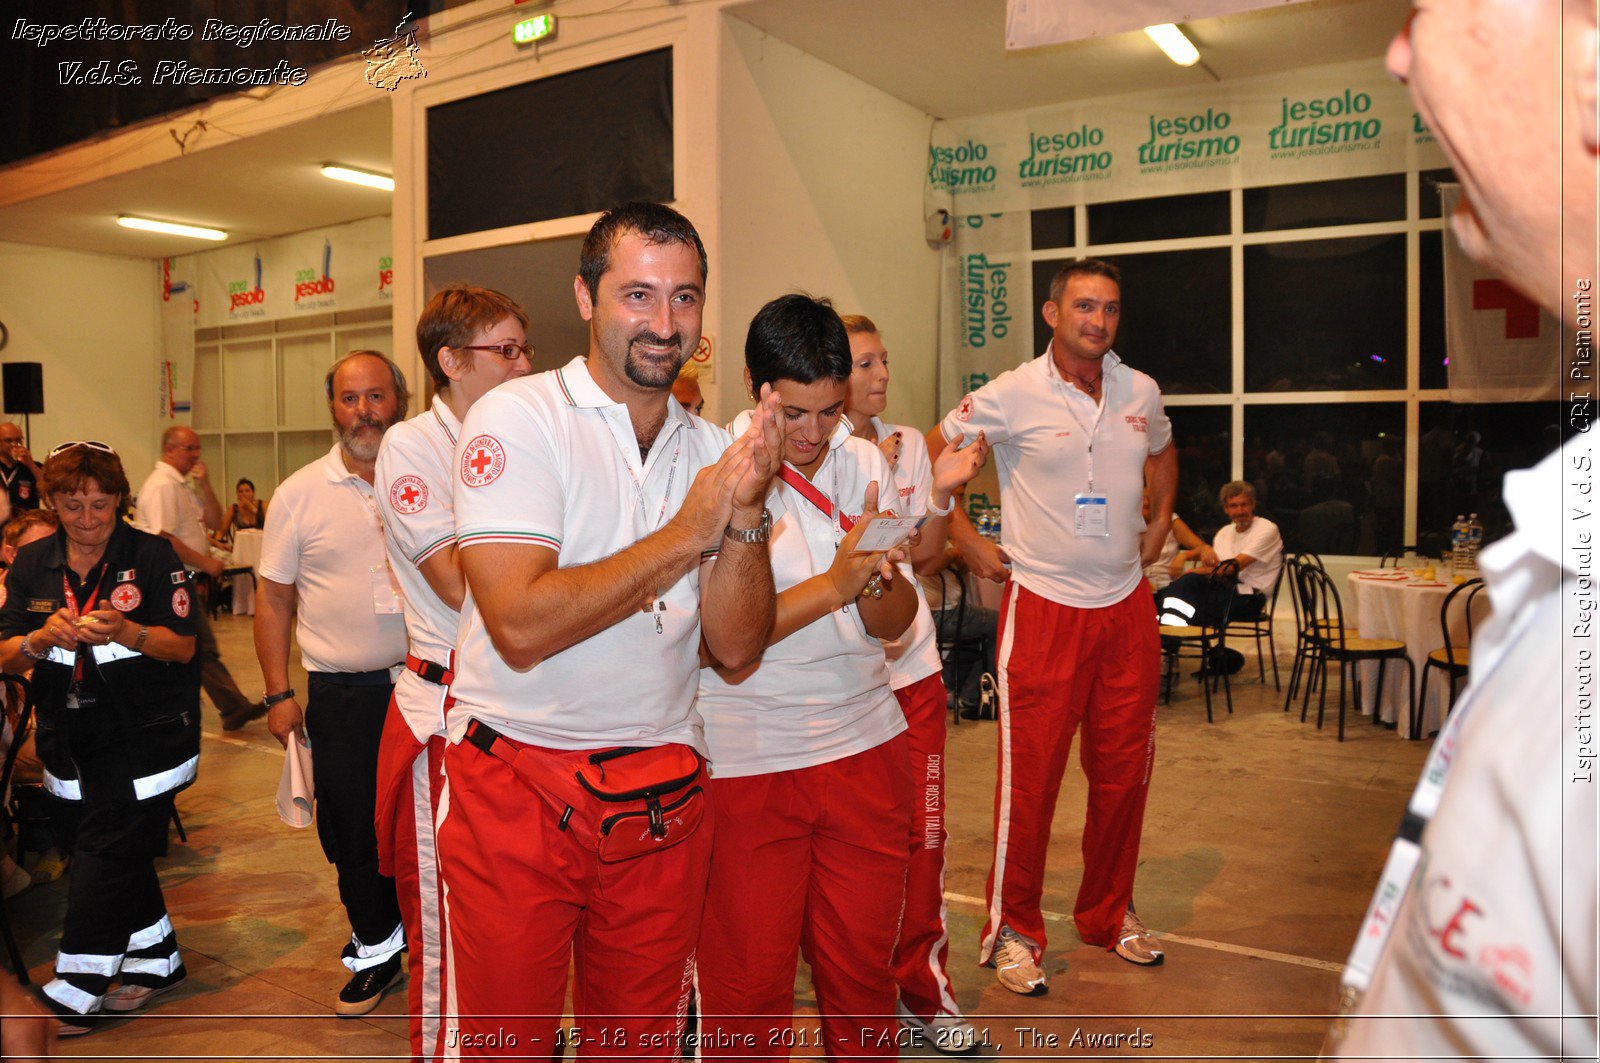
[
  {"xmin": 262, "ymin": 688, "xmax": 297, "ymax": 707},
  {"xmin": 724, "ymin": 508, "xmax": 772, "ymax": 544}
]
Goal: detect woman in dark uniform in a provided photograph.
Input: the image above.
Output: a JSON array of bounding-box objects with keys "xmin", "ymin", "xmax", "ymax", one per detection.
[{"xmin": 0, "ymin": 441, "xmax": 201, "ymax": 1035}]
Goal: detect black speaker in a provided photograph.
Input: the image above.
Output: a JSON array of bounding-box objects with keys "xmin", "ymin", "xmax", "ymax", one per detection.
[{"xmin": 3, "ymin": 362, "xmax": 43, "ymax": 414}]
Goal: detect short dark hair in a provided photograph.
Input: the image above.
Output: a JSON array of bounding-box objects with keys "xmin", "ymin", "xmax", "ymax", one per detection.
[
  {"xmin": 579, "ymin": 202, "xmax": 707, "ymax": 301},
  {"xmin": 236, "ymin": 478, "xmax": 255, "ymax": 491},
  {"xmin": 744, "ymin": 293, "xmax": 852, "ymax": 392},
  {"xmin": 324, "ymin": 350, "xmax": 411, "ymax": 412},
  {"xmin": 43, "ymin": 443, "xmax": 131, "ymax": 516},
  {"xmin": 1047, "ymin": 258, "xmax": 1122, "ymax": 304},
  {"xmin": 417, "ymin": 285, "xmax": 530, "ymax": 391}
]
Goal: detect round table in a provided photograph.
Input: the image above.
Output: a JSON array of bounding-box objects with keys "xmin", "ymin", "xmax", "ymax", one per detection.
[
  {"xmin": 1343, "ymin": 569, "xmax": 1489, "ymax": 738},
  {"xmin": 228, "ymin": 528, "xmax": 263, "ymax": 616}
]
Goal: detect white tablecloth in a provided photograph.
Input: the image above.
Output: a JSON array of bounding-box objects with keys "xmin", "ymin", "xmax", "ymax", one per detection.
[
  {"xmin": 228, "ymin": 528, "xmax": 263, "ymax": 616},
  {"xmin": 1343, "ymin": 570, "xmax": 1489, "ymax": 737}
]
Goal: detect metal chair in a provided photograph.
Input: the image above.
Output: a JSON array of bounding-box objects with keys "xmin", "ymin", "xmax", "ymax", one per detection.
[
  {"xmin": 1419, "ymin": 577, "xmax": 1486, "ymax": 726},
  {"xmin": 929, "ymin": 566, "xmax": 992, "ymax": 726},
  {"xmin": 1226, "ymin": 560, "xmax": 1284, "ymax": 690},
  {"xmin": 1158, "ymin": 561, "xmax": 1239, "ymax": 723},
  {"xmin": 1294, "ymin": 564, "xmax": 1418, "ymax": 740},
  {"xmin": 1282, "ymin": 553, "xmax": 1333, "ymax": 714}
]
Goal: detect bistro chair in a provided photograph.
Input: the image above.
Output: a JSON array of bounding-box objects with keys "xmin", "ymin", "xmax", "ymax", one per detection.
[
  {"xmin": 1295, "ymin": 563, "xmax": 1418, "ymax": 740},
  {"xmin": 1226, "ymin": 560, "xmax": 1285, "ymax": 690},
  {"xmin": 1419, "ymin": 577, "xmax": 1487, "ymax": 725}
]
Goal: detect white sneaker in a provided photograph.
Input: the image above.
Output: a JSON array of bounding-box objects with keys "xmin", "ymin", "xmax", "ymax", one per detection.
[
  {"xmin": 103, "ymin": 975, "xmax": 186, "ymax": 1013},
  {"xmin": 991, "ymin": 926, "xmax": 1047, "ymax": 996},
  {"xmin": 897, "ymin": 1000, "xmax": 980, "ymax": 1054},
  {"xmin": 1113, "ymin": 908, "xmax": 1165, "ymax": 966}
]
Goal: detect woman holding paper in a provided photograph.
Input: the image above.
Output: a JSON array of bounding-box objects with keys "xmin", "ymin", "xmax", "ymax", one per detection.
[
  {"xmin": 0, "ymin": 442, "xmax": 200, "ymax": 1036},
  {"xmin": 695, "ymin": 294, "xmax": 985, "ymax": 1059}
]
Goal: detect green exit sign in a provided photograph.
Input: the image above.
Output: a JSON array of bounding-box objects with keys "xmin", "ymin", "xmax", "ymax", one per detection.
[{"xmin": 513, "ymin": 14, "xmax": 556, "ymax": 44}]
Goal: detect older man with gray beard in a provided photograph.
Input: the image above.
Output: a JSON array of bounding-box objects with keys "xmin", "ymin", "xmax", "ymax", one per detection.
[{"xmin": 255, "ymin": 350, "xmax": 413, "ymax": 1016}]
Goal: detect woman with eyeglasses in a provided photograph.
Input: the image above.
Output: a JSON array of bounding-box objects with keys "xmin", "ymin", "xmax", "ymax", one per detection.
[{"xmin": 0, "ymin": 441, "xmax": 201, "ymax": 1036}]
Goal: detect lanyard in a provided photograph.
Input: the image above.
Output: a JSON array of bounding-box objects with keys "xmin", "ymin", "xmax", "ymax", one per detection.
[
  {"xmin": 779, "ymin": 459, "xmax": 850, "ymax": 535},
  {"xmin": 627, "ymin": 436, "xmax": 683, "ymax": 535},
  {"xmin": 1335, "ymin": 595, "xmax": 1540, "ymax": 1014},
  {"xmin": 1054, "ymin": 366, "xmax": 1111, "ymax": 490},
  {"xmin": 62, "ymin": 562, "xmax": 110, "ymax": 682}
]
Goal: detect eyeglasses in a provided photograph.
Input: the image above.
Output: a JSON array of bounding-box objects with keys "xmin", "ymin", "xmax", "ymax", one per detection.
[
  {"xmin": 48, "ymin": 440, "xmax": 117, "ymax": 458},
  {"xmin": 455, "ymin": 342, "xmax": 534, "ymax": 362}
]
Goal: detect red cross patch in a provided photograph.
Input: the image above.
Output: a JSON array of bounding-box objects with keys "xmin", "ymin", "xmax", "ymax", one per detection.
[
  {"xmin": 955, "ymin": 395, "xmax": 974, "ymax": 422},
  {"xmin": 390, "ymin": 474, "xmax": 429, "ymax": 514},
  {"xmin": 172, "ymin": 586, "xmax": 191, "ymax": 618},
  {"xmin": 460, "ymin": 435, "xmax": 506, "ymax": 488},
  {"xmin": 111, "ymin": 583, "xmax": 142, "ymax": 612}
]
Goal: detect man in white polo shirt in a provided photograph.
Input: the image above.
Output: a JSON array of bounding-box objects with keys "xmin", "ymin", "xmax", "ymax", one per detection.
[
  {"xmin": 439, "ymin": 202, "xmax": 782, "ymax": 1059},
  {"xmin": 1157, "ymin": 480, "xmax": 1282, "ymax": 630},
  {"xmin": 134, "ymin": 426, "xmax": 263, "ymax": 730},
  {"xmin": 930, "ymin": 258, "xmax": 1178, "ymax": 992},
  {"xmin": 373, "ymin": 285, "xmax": 532, "ymax": 1061},
  {"xmin": 256, "ymin": 350, "xmax": 411, "ymax": 1017}
]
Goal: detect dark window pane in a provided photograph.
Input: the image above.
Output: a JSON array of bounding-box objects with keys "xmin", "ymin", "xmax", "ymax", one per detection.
[
  {"xmin": 428, "ymin": 49, "xmax": 672, "ymax": 240},
  {"xmin": 1033, "ymin": 249, "xmax": 1230, "ymax": 395},
  {"xmin": 1243, "ymin": 174, "xmax": 1405, "ymax": 231},
  {"xmin": 1087, "ymin": 191, "xmax": 1229, "ymax": 244},
  {"xmin": 1030, "ymin": 207, "xmax": 1076, "ymax": 250},
  {"xmin": 1418, "ymin": 402, "xmax": 1565, "ymax": 546},
  {"xmin": 1168, "ymin": 405, "xmax": 1232, "ymax": 540},
  {"xmin": 1244, "ymin": 235, "xmax": 1406, "ymax": 391},
  {"xmin": 1244, "ymin": 403, "xmax": 1406, "ymax": 555},
  {"xmin": 1419, "ymin": 167, "xmax": 1457, "ymax": 219},
  {"xmin": 1419, "ymin": 231, "xmax": 1448, "ymax": 390}
]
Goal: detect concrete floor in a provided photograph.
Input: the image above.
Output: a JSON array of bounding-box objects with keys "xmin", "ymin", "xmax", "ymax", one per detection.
[{"xmin": 4, "ymin": 613, "xmax": 1428, "ymax": 1060}]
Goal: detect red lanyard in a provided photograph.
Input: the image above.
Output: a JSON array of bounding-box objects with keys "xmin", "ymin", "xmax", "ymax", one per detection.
[
  {"xmin": 62, "ymin": 563, "xmax": 109, "ymax": 681},
  {"xmin": 778, "ymin": 465, "xmax": 854, "ymax": 532}
]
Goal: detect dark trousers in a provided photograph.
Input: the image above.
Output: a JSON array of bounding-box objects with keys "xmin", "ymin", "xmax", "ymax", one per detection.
[
  {"xmin": 43, "ymin": 776, "xmax": 181, "ymax": 1017},
  {"xmin": 1156, "ymin": 573, "xmax": 1265, "ymax": 629},
  {"xmin": 304, "ymin": 673, "xmax": 403, "ymax": 958},
  {"xmin": 193, "ymin": 606, "xmax": 253, "ymax": 721}
]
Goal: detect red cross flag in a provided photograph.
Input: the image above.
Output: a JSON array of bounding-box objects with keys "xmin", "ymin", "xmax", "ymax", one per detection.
[{"xmin": 1441, "ymin": 185, "xmax": 1560, "ymax": 401}]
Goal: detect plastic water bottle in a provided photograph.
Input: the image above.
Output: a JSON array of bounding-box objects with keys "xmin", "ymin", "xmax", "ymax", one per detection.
[
  {"xmin": 1450, "ymin": 514, "xmax": 1468, "ymax": 570},
  {"xmin": 1464, "ymin": 513, "xmax": 1484, "ymax": 570}
]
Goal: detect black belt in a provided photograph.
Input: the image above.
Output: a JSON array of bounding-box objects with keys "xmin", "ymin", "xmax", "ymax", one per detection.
[{"xmin": 308, "ymin": 667, "xmax": 398, "ymax": 687}]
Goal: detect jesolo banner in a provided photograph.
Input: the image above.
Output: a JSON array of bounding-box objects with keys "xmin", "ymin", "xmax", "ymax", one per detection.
[
  {"xmin": 929, "ymin": 58, "xmax": 1448, "ymax": 416},
  {"xmin": 191, "ymin": 215, "xmax": 394, "ymax": 330}
]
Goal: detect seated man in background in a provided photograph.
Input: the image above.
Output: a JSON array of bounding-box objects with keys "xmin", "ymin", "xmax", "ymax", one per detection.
[{"xmin": 1157, "ymin": 480, "xmax": 1281, "ymax": 629}]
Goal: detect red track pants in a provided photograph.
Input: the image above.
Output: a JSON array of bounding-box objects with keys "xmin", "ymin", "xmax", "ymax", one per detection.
[
  {"xmin": 890, "ymin": 674, "xmax": 961, "ymax": 1022},
  {"xmin": 375, "ymin": 701, "xmax": 449, "ymax": 1061},
  {"xmin": 698, "ymin": 734, "xmax": 912, "ymax": 1060},
  {"xmin": 980, "ymin": 583, "xmax": 1160, "ymax": 962},
  {"xmin": 436, "ymin": 734, "xmax": 710, "ymax": 1060}
]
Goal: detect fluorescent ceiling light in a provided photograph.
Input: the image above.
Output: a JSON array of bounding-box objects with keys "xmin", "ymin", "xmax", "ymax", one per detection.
[
  {"xmin": 321, "ymin": 164, "xmax": 395, "ymax": 191},
  {"xmin": 1144, "ymin": 23, "xmax": 1200, "ymax": 66},
  {"xmin": 116, "ymin": 215, "xmax": 227, "ymax": 241}
]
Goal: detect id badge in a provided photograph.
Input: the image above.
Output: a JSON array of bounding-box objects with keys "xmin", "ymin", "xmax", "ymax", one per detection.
[
  {"xmin": 1073, "ymin": 493, "xmax": 1110, "ymax": 537},
  {"xmin": 371, "ymin": 564, "xmax": 402, "ymax": 614}
]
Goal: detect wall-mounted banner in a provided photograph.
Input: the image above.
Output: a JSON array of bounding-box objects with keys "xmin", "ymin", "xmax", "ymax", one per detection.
[
  {"xmin": 925, "ymin": 58, "xmax": 1446, "ymax": 216},
  {"xmin": 159, "ymin": 255, "xmax": 198, "ymax": 421},
  {"xmin": 191, "ymin": 215, "xmax": 394, "ymax": 329}
]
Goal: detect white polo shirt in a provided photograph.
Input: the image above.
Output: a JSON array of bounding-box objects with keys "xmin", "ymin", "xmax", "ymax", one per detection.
[
  {"xmin": 939, "ymin": 349, "xmax": 1172, "ymax": 609},
  {"xmin": 134, "ymin": 461, "xmax": 209, "ymax": 560},
  {"xmin": 258, "ymin": 444, "xmax": 409, "ymax": 675},
  {"xmin": 697, "ymin": 414, "xmax": 907, "ymax": 779},
  {"xmin": 1214, "ymin": 515, "xmax": 1282, "ymax": 597},
  {"xmin": 448, "ymin": 357, "xmax": 731, "ymax": 752},
  {"xmin": 375, "ymin": 397, "xmax": 464, "ymax": 742},
  {"xmin": 870, "ymin": 417, "xmax": 943, "ymax": 690}
]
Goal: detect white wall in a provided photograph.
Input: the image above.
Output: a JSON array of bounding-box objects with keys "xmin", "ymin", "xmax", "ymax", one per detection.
[
  {"xmin": 714, "ymin": 16, "xmax": 940, "ymax": 426},
  {"xmin": 0, "ymin": 241, "xmax": 161, "ymax": 482}
]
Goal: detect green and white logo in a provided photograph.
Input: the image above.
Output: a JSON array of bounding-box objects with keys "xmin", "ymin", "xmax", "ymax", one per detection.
[
  {"xmin": 1018, "ymin": 125, "xmax": 1113, "ymax": 187},
  {"xmin": 1138, "ymin": 106, "xmax": 1239, "ymax": 172},
  {"xmin": 929, "ymin": 139, "xmax": 998, "ymax": 194},
  {"xmin": 962, "ymin": 252, "xmax": 1015, "ymax": 349},
  {"xmin": 1411, "ymin": 112, "xmax": 1435, "ymax": 145},
  {"xmin": 1269, "ymin": 89, "xmax": 1383, "ymax": 158}
]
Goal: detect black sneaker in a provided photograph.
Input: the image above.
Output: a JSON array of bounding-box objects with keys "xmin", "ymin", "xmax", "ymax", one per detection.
[
  {"xmin": 334, "ymin": 953, "xmax": 403, "ymax": 1016},
  {"xmin": 222, "ymin": 701, "xmax": 269, "ymax": 731}
]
